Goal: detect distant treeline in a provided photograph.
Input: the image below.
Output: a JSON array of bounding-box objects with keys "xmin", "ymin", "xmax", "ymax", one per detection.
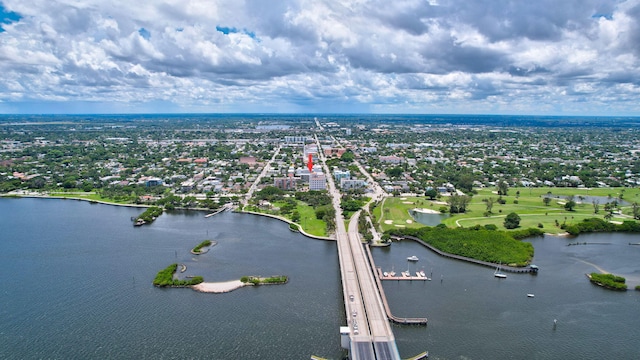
[{"xmin": 562, "ymin": 218, "xmax": 640, "ymax": 236}]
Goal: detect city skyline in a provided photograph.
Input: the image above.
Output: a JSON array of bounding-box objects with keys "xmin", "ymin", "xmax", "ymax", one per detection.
[{"xmin": 0, "ymin": 0, "xmax": 639, "ymax": 116}]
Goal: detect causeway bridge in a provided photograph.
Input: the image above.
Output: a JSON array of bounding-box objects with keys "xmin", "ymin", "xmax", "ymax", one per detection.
[{"xmin": 318, "ymin": 136, "xmax": 402, "ymax": 360}]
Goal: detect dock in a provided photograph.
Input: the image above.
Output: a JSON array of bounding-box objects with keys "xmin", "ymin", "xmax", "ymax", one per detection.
[
  {"xmin": 365, "ymin": 246, "xmax": 428, "ymax": 325},
  {"xmin": 377, "ymin": 268, "xmax": 431, "ymax": 281},
  {"xmin": 404, "ymin": 351, "xmax": 429, "ymax": 360},
  {"xmin": 204, "ymin": 204, "xmax": 232, "ymax": 218}
]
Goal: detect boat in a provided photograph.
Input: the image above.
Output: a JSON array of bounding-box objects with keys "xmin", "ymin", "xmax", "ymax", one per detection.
[
  {"xmin": 383, "ymin": 272, "xmax": 389, "ymax": 277},
  {"xmin": 407, "ymin": 255, "xmax": 419, "ymax": 261},
  {"xmin": 388, "ymin": 266, "xmax": 396, "ymax": 277},
  {"xmin": 401, "ymin": 271, "xmax": 410, "ymax": 277},
  {"xmin": 494, "ymin": 263, "xmax": 507, "ymax": 278},
  {"xmin": 417, "ymin": 270, "xmax": 426, "ymax": 278},
  {"xmin": 527, "ymin": 293, "xmax": 535, "ymax": 298}
]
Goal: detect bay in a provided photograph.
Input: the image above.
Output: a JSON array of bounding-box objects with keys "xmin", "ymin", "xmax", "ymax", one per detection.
[
  {"xmin": 0, "ymin": 198, "xmax": 345, "ymax": 359},
  {"xmin": 375, "ymin": 233, "xmax": 640, "ymax": 359},
  {"xmin": 2, "ymin": 198, "xmax": 640, "ymax": 359}
]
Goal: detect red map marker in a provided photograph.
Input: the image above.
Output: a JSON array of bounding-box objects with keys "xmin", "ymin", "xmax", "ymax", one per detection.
[{"xmin": 308, "ymin": 154, "xmax": 313, "ymax": 172}]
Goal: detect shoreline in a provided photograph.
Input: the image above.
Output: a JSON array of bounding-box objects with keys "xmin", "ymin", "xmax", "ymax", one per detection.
[
  {"xmin": 2, "ymin": 192, "xmax": 151, "ymax": 208},
  {"xmin": 192, "ymin": 280, "xmax": 246, "ymax": 293},
  {"xmin": 238, "ymin": 210, "xmax": 336, "ymax": 241},
  {"xmin": 3, "ymin": 194, "xmax": 337, "ymax": 243},
  {"xmin": 411, "ymin": 207, "xmax": 441, "ymax": 214},
  {"xmin": 1, "ymin": 192, "xmax": 216, "ymax": 212}
]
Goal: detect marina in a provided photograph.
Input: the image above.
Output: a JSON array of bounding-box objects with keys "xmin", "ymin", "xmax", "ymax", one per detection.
[{"xmin": 378, "ymin": 267, "xmax": 431, "ymax": 281}]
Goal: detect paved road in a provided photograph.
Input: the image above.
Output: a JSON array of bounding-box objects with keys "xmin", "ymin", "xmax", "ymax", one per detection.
[
  {"xmin": 316, "ymin": 135, "xmax": 400, "ymax": 360},
  {"xmin": 243, "ymin": 145, "xmax": 281, "ymax": 206}
]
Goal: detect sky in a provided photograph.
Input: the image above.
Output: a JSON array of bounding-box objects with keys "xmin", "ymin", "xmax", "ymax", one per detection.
[{"xmin": 0, "ymin": 0, "xmax": 639, "ymax": 115}]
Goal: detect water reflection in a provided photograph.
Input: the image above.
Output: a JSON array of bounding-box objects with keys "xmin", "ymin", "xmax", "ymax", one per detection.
[{"xmin": 409, "ymin": 208, "xmax": 449, "ymax": 226}]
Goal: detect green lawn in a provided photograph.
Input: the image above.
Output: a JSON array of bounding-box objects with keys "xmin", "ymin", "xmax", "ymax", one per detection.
[
  {"xmin": 266, "ymin": 200, "xmax": 328, "ymax": 237},
  {"xmin": 379, "ymin": 187, "xmax": 639, "ymax": 234},
  {"xmin": 294, "ymin": 201, "xmax": 327, "ymax": 237},
  {"xmin": 377, "ymin": 196, "xmax": 439, "ymax": 232},
  {"xmin": 47, "ymin": 191, "xmax": 135, "ymax": 205}
]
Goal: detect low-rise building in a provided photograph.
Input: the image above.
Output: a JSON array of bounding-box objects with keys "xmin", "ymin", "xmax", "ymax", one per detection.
[
  {"xmin": 340, "ymin": 178, "xmax": 367, "ymax": 190},
  {"xmin": 274, "ymin": 177, "xmax": 297, "ymax": 190}
]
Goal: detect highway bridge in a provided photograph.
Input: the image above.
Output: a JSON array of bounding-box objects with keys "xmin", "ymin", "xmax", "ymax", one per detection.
[{"xmin": 317, "ymin": 136, "xmax": 401, "ymax": 360}]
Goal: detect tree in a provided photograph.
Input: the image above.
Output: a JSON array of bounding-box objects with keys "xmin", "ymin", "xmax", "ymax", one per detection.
[
  {"xmin": 543, "ymin": 197, "xmax": 551, "ymax": 206},
  {"xmin": 447, "ymin": 193, "xmax": 472, "ymax": 214},
  {"xmin": 385, "ymin": 166, "xmax": 403, "ymax": 178},
  {"xmin": 497, "ymin": 180, "xmax": 509, "ymax": 196},
  {"xmin": 604, "ymin": 212, "xmax": 613, "ymax": 222},
  {"xmin": 633, "ymin": 202, "xmax": 640, "ymax": 220},
  {"xmin": 484, "ymin": 197, "xmax": 495, "ymax": 213},
  {"xmin": 291, "ymin": 210, "xmax": 300, "ymax": 223},
  {"xmin": 504, "ymin": 212, "xmax": 521, "ymax": 229},
  {"xmin": 592, "ymin": 199, "xmax": 600, "ymax": 214},
  {"xmin": 564, "ymin": 200, "xmax": 576, "ymax": 211},
  {"xmin": 425, "ymin": 188, "xmax": 438, "ymax": 200},
  {"xmin": 340, "ymin": 150, "xmax": 355, "ymax": 162}
]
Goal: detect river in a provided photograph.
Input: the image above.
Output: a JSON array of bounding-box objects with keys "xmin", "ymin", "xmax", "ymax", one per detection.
[{"xmin": 1, "ymin": 198, "xmax": 639, "ymax": 359}]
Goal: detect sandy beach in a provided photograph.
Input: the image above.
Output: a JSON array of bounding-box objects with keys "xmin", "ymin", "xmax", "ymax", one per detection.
[
  {"xmin": 412, "ymin": 207, "xmax": 441, "ymax": 214},
  {"xmin": 192, "ymin": 280, "xmax": 246, "ymax": 293}
]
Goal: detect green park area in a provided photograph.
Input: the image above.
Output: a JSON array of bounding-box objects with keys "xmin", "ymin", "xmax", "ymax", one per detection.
[
  {"xmin": 47, "ymin": 191, "xmax": 134, "ymax": 205},
  {"xmin": 376, "ymin": 187, "xmax": 640, "ymax": 235},
  {"xmin": 245, "ymin": 199, "xmax": 329, "ymax": 237}
]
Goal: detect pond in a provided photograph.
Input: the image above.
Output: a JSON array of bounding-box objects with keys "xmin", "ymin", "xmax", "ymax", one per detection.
[{"xmin": 410, "ymin": 208, "xmax": 450, "ymax": 226}]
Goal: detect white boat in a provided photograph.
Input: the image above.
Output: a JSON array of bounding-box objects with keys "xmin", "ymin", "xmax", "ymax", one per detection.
[
  {"xmin": 383, "ymin": 272, "xmax": 389, "ymax": 277},
  {"xmin": 407, "ymin": 255, "xmax": 419, "ymax": 261},
  {"xmin": 418, "ymin": 270, "xmax": 426, "ymax": 278},
  {"xmin": 388, "ymin": 266, "xmax": 396, "ymax": 277},
  {"xmin": 527, "ymin": 293, "xmax": 535, "ymax": 298},
  {"xmin": 494, "ymin": 263, "xmax": 507, "ymax": 278},
  {"xmin": 401, "ymin": 271, "xmax": 410, "ymax": 277}
]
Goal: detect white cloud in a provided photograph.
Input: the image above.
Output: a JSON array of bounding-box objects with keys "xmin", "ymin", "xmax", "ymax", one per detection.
[{"xmin": 0, "ymin": 0, "xmax": 637, "ymax": 114}]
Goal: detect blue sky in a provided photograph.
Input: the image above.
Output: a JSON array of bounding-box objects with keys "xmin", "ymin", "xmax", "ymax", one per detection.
[{"xmin": 0, "ymin": 0, "xmax": 639, "ymax": 115}]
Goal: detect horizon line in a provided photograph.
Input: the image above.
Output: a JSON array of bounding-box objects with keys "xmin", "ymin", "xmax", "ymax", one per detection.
[{"xmin": 1, "ymin": 112, "xmax": 640, "ymax": 118}]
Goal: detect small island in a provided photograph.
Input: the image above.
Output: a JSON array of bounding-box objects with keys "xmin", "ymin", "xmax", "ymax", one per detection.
[
  {"xmin": 587, "ymin": 273, "xmax": 627, "ymax": 291},
  {"xmin": 191, "ymin": 239, "xmax": 217, "ymax": 254},
  {"xmin": 153, "ymin": 263, "xmax": 203, "ymax": 287},
  {"xmin": 134, "ymin": 206, "xmax": 164, "ymax": 226},
  {"xmin": 241, "ymin": 275, "xmax": 288, "ymax": 285},
  {"xmin": 192, "ymin": 276, "xmax": 288, "ymax": 294}
]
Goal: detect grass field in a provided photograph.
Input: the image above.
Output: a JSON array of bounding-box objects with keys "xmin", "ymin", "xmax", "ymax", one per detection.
[
  {"xmin": 377, "ymin": 187, "xmax": 640, "ymax": 234},
  {"xmin": 46, "ymin": 191, "xmax": 137, "ymax": 205},
  {"xmin": 294, "ymin": 201, "xmax": 327, "ymax": 237},
  {"xmin": 375, "ymin": 196, "xmax": 440, "ymax": 232},
  {"xmin": 266, "ymin": 200, "xmax": 328, "ymax": 237}
]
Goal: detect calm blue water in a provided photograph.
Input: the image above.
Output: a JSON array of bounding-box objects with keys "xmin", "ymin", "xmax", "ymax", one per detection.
[
  {"xmin": 374, "ymin": 233, "xmax": 640, "ymax": 359},
  {"xmin": 2, "ymin": 198, "xmax": 640, "ymax": 359},
  {"xmin": 0, "ymin": 198, "xmax": 344, "ymax": 359}
]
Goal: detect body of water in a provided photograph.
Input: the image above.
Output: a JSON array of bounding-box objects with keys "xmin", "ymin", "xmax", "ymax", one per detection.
[
  {"xmin": 410, "ymin": 209, "xmax": 450, "ymax": 226},
  {"xmin": 374, "ymin": 233, "xmax": 640, "ymax": 359},
  {"xmin": 2, "ymin": 198, "xmax": 640, "ymax": 359},
  {"xmin": 0, "ymin": 198, "xmax": 344, "ymax": 359}
]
